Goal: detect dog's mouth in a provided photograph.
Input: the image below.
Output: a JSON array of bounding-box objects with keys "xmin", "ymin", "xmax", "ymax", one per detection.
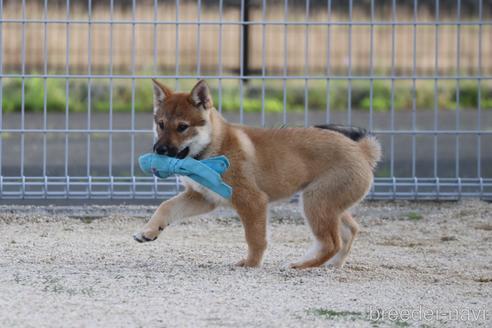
[{"xmin": 176, "ymin": 147, "xmax": 190, "ymax": 159}]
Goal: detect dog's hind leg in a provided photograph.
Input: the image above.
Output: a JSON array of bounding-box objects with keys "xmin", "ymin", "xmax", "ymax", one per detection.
[
  {"xmin": 326, "ymin": 212, "xmax": 359, "ymax": 268},
  {"xmin": 289, "ymin": 189, "xmax": 343, "ymax": 269}
]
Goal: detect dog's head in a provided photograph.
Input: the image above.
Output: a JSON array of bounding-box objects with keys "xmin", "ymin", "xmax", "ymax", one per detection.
[{"xmin": 151, "ymin": 79, "xmax": 213, "ymax": 159}]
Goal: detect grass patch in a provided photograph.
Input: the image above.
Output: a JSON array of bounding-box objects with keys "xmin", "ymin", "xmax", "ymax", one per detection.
[
  {"xmin": 406, "ymin": 212, "xmax": 424, "ymax": 221},
  {"xmin": 307, "ymin": 308, "xmax": 411, "ymax": 327},
  {"xmin": 308, "ymin": 308, "xmax": 363, "ymax": 320},
  {"xmin": 394, "ymin": 320, "xmax": 411, "ymax": 327},
  {"xmin": 2, "ymin": 77, "xmax": 491, "ymax": 113}
]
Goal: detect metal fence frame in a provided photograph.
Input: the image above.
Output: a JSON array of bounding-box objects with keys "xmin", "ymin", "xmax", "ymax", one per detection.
[{"xmin": 0, "ymin": 0, "xmax": 491, "ymax": 201}]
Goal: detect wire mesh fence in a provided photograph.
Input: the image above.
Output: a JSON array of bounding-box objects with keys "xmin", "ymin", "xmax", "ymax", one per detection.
[{"xmin": 0, "ymin": 0, "xmax": 491, "ymax": 201}]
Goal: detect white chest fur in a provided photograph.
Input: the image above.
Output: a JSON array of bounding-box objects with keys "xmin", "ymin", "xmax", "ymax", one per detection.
[{"xmin": 180, "ymin": 176, "xmax": 231, "ymax": 207}]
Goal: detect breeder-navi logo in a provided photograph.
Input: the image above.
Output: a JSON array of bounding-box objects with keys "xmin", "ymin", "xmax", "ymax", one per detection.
[{"xmin": 369, "ymin": 305, "xmax": 488, "ymax": 324}]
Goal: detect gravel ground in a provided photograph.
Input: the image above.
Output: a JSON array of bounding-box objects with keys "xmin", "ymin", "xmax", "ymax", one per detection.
[{"xmin": 0, "ymin": 200, "xmax": 491, "ymax": 327}]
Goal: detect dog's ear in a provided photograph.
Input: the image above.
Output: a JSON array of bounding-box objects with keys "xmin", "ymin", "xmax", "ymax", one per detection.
[
  {"xmin": 152, "ymin": 79, "xmax": 172, "ymax": 112},
  {"xmin": 189, "ymin": 80, "xmax": 213, "ymax": 110}
]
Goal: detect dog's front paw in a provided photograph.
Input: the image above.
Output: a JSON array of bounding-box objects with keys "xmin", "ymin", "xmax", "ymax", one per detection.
[
  {"xmin": 133, "ymin": 231, "xmax": 158, "ymax": 243},
  {"xmin": 235, "ymin": 258, "xmax": 262, "ymax": 268}
]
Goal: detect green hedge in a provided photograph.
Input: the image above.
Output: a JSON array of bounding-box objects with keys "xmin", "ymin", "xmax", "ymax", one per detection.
[{"xmin": 1, "ymin": 78, "xmax": 491, "ymax": 113}]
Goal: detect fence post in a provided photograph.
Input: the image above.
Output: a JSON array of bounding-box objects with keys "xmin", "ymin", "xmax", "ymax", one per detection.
[{"xmin": 242, "ymin": 0, "xmax": 250, "ymax": 83}]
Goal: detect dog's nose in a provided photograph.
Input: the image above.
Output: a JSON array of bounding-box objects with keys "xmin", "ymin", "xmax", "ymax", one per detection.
[
  {"xmin": 153, "ymin": 144, "xmax": 167, "ymax": 155},
  {"xmin": 166, "ymin": 147, "xmax": 179, "ymax": 157}
]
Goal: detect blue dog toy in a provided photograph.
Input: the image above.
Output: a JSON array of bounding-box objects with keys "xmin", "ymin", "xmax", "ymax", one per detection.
[{"xmin": 138, "ymin": 153, "xmax": 232, "ymax": 199}]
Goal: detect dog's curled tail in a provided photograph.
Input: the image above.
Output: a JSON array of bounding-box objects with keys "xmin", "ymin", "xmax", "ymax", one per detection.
[
  {"xmin": 358, "ymin": 135, "xmax": 382, "ymax": 170},
  {"xmin": 314, "ymin": 124, "xmax": 381, "ymax": 169}
]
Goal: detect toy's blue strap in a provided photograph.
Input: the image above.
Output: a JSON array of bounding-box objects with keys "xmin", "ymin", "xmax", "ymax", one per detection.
[
  {"xmin": 187, "ymin": 173, "xmax": 232, "ymax": 199},
  {"xmin": 138, "ymin": 153, "xmax": 232, "ymax": 199},
  {"xmin": 200, "ymin": 156, "xmax": 229, "ymax": 174}
]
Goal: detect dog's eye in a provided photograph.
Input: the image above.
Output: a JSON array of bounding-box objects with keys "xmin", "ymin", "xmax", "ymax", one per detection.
[
  {"xmin": 177, "ymin": 123, "xmax": 189, "ymax": 133},
  {"xmin": 158, "ymin": 121, "xmax": 164, "ymax": 129}
]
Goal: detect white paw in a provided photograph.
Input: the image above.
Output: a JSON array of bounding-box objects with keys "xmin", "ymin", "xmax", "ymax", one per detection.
[{"xmin": 133, "ymin": 231, "xmax": 158, "ymax": 243}]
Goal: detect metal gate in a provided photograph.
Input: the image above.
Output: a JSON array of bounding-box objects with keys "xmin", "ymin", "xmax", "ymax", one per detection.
[{"xmin": 0, "ymin": 0, "xmax": 491, "ymax": 200}]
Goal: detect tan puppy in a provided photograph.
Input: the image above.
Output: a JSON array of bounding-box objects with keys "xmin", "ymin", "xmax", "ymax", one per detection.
[{"xmin": 134, "ymin": 79, "xmax": 381, "ymax": 269}]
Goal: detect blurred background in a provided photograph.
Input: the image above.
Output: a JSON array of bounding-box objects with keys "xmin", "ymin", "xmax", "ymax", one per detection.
[{"xmin": 1, "ymin": 0, "xmax": 491, "ymax": 201}]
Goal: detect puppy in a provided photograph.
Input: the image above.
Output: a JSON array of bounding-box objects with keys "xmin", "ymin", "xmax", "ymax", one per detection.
[{"xmin": 134, "ymin": 79, "xmax": 381, "ymax": 269}]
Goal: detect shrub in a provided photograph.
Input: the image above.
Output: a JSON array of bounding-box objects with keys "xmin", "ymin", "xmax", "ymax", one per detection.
[{"xmin": 1, "ymin": 77, "xmax": 490, "ymax": 113}]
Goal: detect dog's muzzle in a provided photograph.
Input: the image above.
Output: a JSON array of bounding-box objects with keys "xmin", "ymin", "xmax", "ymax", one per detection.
[{"xmin": 153, "ymin": 142, "xmax": 190, "ymax": 159}]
